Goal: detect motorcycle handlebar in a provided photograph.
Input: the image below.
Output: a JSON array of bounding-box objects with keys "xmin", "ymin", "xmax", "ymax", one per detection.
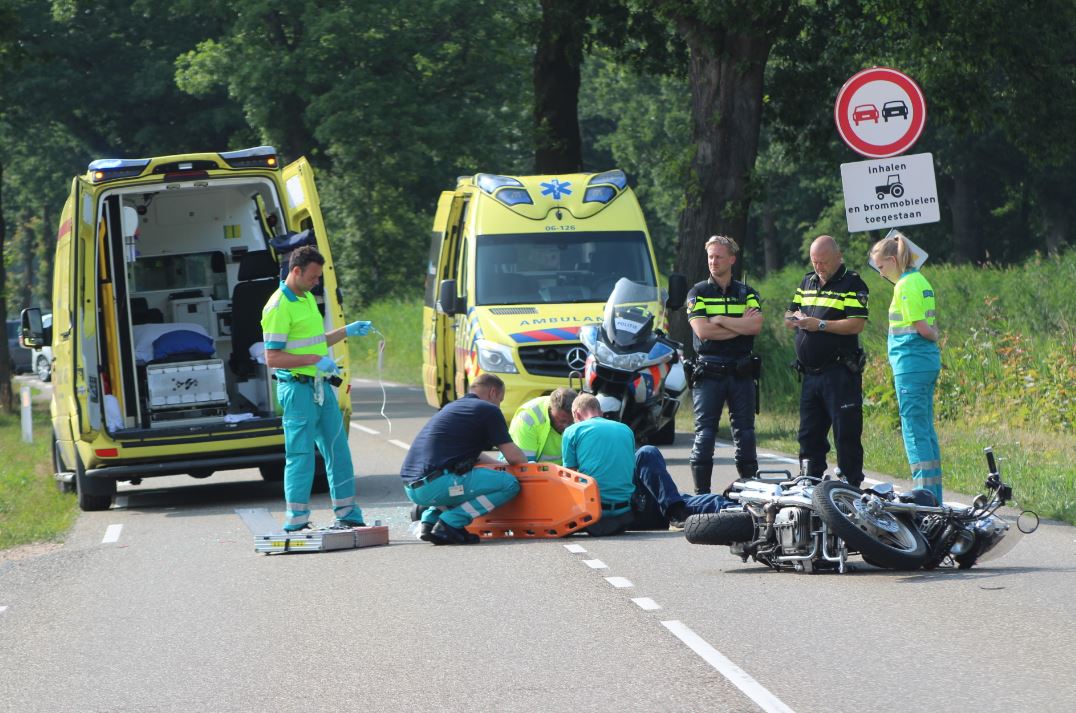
[{"xmin": 985, "ymin": 447, "xmax": 998, "ymax": 476}]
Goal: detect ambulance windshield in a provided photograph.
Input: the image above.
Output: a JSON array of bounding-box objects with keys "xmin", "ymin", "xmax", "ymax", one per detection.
[{"xmin": 475, "ymin": 230, "xmax": 655, "ymax": 306}]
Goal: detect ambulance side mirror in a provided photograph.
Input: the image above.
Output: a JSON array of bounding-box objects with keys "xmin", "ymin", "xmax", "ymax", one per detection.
[
  {"xmin": 666, "ymin": 273, "xmax": 688, "ymax": 310},
  {"xmin": 437, "ymin": 279, "xmax": 458, "ymax": 316},
  {"xmin": 21, "ymin": 307, "xmax": 44, "ymax": 348}
]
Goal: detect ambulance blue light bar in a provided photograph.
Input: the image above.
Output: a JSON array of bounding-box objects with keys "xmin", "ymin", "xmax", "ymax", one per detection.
[
  {"xmin": 476, "ymin": 173, "xmax": 533, "ymax": 206},
  {"xmin": 88, "ymin": 158, "xmax": 152, "ymax": 183},
  {"xmin": 583, "ymin": 169, "xmax": 627, "ymax": 203}
]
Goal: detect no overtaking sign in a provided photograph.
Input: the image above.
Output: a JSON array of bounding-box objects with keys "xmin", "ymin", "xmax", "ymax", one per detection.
[{"xmin": 835, "ymin": 67, "xmax": 926, "ymax": 159}]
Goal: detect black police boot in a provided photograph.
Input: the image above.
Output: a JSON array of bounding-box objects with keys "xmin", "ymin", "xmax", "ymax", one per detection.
[{"xmin": 690, "ymin": 464, "xmax": 713, "ymax": 495}]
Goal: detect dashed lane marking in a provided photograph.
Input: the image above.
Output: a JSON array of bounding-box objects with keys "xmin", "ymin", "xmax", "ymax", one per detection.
[
  {"xmin": 605, "ymin": 577, "xmax": 633, "ymax": 588},
  {"xmin": 582, "ymin": 559, "xmax": 608, "ymax": 569},
  {"xmin": 662, "ymin": 620, "xmax": 796, "ymax": 713},
  {"xmin": 102, "ymin": 524, "xmax": 123, "ymax": 544},
  {"xmin": 388, "ymin": 439, "xmax": 411, "ymax": 451},
  {"xmin": 632, "ymin": 598, "xmax": 661, "ymax": 611},
  {"xmin": 350, "ymin": 423, "xmax": 380, "ymax": 435},
  {"xmin": 0, "ymin": 606, "xmax": 8, "ymax": 614},
  {"xmin": 564, "ymin": 544, "xmax": 587, "ymax": 554}
]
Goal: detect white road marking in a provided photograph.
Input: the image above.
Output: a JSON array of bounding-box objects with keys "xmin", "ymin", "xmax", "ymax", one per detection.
[
  {"xmin": 350, "ymin": 423, "xmax": 380, "ymax": 435},
  {"xmin": 114, "ymin": 495, "xmax": 129, "ymax": 509},
  {"xmin": 605, "ymin": 577, "xmax": 633, "ymax": 588},
  {"xmin": 102, "ymin": 524, "xmax": 123, "ymax": 544},
  {"xmin": 662, "ymin": 620, "xmax": 796, "ymax": 713},
  {"xmin": 759, "ymin": 452, "xmax": 798, "ymax": 465},
  {"xmin": 632, "ymin": 597, "xmax": 661, "ymax": 611},
  {"xmin": 583, "ymin": 559, "xmax": 608, "ymax": 569},
  {"xmin": 863, "ymin": 478, "xmax": 881, "ymax": 486},
  {"xmin": 388, "ymin": 439, "xmax": 411, "ymax": 451},
  {"xmin": 0, "ymin": 606, "xmax": 8, "ymax": 614},
  {"xmin": 564, "ymin": 544, "xmax": 587, "ymax": 554}
]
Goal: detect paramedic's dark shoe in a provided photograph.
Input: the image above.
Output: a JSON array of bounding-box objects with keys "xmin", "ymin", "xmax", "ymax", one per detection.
[
  {"xmin": 335, "ymin": 516, "xmax": 367, "ymax": 528},
  {"xmin": 429, "ymin": 521, "xmax": 480, "ymax": 545},
  {"xmin": 418, "ymin": 521, "xmax": 437, "ymax": 542},
  {"xmin": 283, "ymin": 522, "xmax": 314, "ymax": 533}
]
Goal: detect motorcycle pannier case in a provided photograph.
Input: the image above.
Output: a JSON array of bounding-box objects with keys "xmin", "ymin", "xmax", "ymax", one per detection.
[{"xmin": 466, "ymin": 463, "xmax": 601, "ymax": 538}]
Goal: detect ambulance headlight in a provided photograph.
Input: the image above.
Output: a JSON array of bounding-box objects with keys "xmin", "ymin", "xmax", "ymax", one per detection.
[{"xmin": 476, "ymin": 339, "xmax": 519, "ymax": 374}]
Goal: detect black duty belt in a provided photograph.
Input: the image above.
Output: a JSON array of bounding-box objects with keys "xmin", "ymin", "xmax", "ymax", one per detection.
[
  {"xmin": 275, "ymin": 372, "xmax": 314, "ymax": 383},
  {"xmin": 405, "ymin": 470, "xmax": 448, "ymax": 489},
  {"xmin": 601, "ymin": 500, "xmax": 631, "ymax": 511}
]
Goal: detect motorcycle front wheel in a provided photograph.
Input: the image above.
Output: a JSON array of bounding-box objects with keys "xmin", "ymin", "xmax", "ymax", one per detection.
[{"xmin": 812, "ymin": 481, "xmax": 929, "ymax": 570}]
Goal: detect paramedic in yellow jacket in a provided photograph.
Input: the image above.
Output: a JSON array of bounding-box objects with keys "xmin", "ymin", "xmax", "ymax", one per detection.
[
  {"xmin": 508, "ymin": 387, "xmax": 577, "ymax": 464},
  {"xmin": 261, "ymin": 245, "xmax": 373, "ymax": 531}
]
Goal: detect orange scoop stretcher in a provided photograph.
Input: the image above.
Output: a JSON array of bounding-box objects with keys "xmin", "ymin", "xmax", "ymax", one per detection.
[{"xmin": 465, "ymin": 462, "xmax": 601, "ymax": 539}]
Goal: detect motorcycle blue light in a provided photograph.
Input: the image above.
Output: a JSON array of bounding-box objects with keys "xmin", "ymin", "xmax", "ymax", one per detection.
[
  {"xmin": 579, "ymin": 325, "xmax": 599, "ymax": 350},
  {"xmin": 646, "ymin": 342, "xmax": 674, "ymax": 361}
]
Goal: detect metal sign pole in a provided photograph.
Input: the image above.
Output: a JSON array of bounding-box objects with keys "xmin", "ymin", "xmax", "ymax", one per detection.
[{"xmin": 21, "ymin": 386, "xmax": 33, "ymax": 443}]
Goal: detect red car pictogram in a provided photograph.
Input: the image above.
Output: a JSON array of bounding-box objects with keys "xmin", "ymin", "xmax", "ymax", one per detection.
[{"xmin": 853, "ymin": 104, "xmax": 879, "ymax": 126}]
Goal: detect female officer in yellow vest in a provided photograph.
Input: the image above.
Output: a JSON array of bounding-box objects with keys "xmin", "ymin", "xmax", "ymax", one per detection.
[
  {"xmin": 262, "ymin": 245, "xmax": 373, "ymax": 531},
  {"xmin": 869, "ymin": 232, "xmax": 943, "ymax": 503}
]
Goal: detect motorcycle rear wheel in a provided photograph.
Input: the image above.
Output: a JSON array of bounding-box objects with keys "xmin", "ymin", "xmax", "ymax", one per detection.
[
  {"xmin": 813, "ymin": 481, "xmax": 929, "ymax": 570},
  {"xmin": 684, "ymin": 511, "xmax": 754, "ymax": 545}
]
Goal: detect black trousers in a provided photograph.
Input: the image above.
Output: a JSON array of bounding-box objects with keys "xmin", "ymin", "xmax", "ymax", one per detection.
[
  {"xmin": 797, "ymin": 365, "xmax": 864, "ymax": 485},
  {"xmin": 690, "ymin": 372, "xmax": 757, "ymax": 476}
]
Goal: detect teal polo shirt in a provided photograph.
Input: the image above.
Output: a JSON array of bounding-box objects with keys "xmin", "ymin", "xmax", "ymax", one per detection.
[{"xmin": 562, "ymin": 417, "xmax": 636, "ymax": 512}]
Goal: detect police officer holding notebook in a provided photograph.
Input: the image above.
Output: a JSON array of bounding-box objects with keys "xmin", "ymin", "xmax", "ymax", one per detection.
[{"xmin": 784, "ymin": 235, "xmax": 869, "ymax": 486}]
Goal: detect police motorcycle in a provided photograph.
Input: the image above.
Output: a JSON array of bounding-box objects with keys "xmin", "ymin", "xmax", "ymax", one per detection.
[
  {"xmin": 573, "ymin": 276, "xmax": 688, "ymax": 445},
  {"xmin": 684, "ymin": 447, "xmax": 1037, "ymax": 573}
]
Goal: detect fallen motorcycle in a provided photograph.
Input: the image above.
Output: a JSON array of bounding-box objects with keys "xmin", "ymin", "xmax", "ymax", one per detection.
[{"xmin": 684, "ymin": 447, "xmax": 1037, "ymax": 573}]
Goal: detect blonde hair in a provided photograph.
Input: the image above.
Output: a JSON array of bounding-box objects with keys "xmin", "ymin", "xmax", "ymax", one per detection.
[
  {"xmin": 549, "ymin": 387, "xmax": 578, "ymax": 414},
  {"xmin": 870, "ymin": 234, "xmax": 913, "ymax": 274},
  {"xmin": 704, "ymin": 235, "xmax": 740, "ymax": 256},
  {"xmin": 571, "ymin": 393, "xmax": 602, "ymax": 417}
]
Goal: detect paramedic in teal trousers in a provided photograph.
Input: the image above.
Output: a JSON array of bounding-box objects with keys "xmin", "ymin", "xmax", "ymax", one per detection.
[
  {"xmin": 400, "ymin": 373, "xmax": 527, "ymax": 545},
  {"xmin": 869, "ymin": 233, "xmax": 944, "ymax": 503},
  {"xmin": 262, "ymin": 245, "xmax": 373, "ymax": 531}
]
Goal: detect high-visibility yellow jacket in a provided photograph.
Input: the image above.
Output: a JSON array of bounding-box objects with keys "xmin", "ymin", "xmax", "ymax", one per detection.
[{"xmin": 509, "ymin": 395, "xmax": 563, "ymax": 464}]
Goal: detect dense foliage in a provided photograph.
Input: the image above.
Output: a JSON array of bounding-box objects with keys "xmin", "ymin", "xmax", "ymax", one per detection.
[{"xmin": 1, "ymin": 0, "xmax": 1073, "ymax": 311}]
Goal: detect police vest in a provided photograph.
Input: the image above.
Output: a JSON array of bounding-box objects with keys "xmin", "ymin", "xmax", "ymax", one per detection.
[
  {"xmin": 686, "ymin": 278, "xmax": 761, "ymax": 358},
  {"xmin": 788, "ymin": 265, "xmax": 869, "ymax": 368}
]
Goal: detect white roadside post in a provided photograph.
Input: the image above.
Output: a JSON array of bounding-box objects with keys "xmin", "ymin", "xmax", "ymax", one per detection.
[{"xmin": 21, "ymin": 385, "xmax": 33, "ymax": 443}]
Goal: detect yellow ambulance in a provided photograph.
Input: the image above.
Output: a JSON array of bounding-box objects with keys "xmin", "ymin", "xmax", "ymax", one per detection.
[
  {"xmin": 21, "ymin": 146, "xmax": 350, "ymax": 511},
  {"xmin": 423, "ymin": 170, "xmax": 686, "ymax": 418}
]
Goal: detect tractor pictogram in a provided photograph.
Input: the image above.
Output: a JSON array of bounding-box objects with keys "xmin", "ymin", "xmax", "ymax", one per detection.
[{"xmin": 875, "ymin": 174, "xmax": 905, "ymax": 200}]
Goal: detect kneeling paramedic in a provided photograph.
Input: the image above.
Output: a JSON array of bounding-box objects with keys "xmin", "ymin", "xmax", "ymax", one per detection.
[
  {"xmin": 564, "ymin": 394, "xmax": 732, "ymax": 536},
  {"xmin": 507, "ymin": 387, "xmax": 577, "ymax": 464},
  {"xmin": 262, "ymin": 245, "xmax": 373, "ymax": 532},
  {"xmin": 400, "ymin": 374, "xmax": 527, "ymax": 545}
]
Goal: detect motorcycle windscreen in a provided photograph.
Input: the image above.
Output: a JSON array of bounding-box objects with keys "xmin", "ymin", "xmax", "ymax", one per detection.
[{"xmin": 602, "ymin": 278, "xmax": 660, "ymax": 348}]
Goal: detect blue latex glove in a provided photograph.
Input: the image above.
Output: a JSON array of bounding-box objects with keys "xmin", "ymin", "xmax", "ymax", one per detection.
[
  {"xmin": 346, "ymin": 320, "xmax": 373, "ymax": 337},
  {"xmin": 314, "ymin": 355, "xmax": 339, "ymax": 374}
]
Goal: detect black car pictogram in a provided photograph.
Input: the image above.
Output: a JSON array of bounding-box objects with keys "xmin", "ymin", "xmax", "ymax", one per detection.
[{"xmin": 882, "ymin": 100, "xmax": 909, "ymax": 121}]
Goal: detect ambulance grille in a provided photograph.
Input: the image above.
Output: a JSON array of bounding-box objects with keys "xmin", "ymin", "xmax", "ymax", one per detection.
[
  {"xmin": 518, "ymin": 343, "xmax": 583, "ymax": 377},
  {"xmin": 489, "ymin": 307, "xmax": 538, "ymax": 315}
]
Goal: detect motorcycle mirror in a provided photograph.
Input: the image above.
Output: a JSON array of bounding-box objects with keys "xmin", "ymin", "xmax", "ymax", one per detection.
[
  {"xmin": 666, "ymin": 273, "xmax": 688, "ymax": 310},
  {"xmin": 1017, "ymin": 510, "xmax": 1039, "ymax": 534}
]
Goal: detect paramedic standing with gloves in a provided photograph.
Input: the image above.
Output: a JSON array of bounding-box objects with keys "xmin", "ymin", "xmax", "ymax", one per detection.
[{"xmin": 262, "ymin": 245, "xmax": 373, "ymax": 532}]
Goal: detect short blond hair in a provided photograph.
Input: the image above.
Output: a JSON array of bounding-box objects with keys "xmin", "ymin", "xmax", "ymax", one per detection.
[
  {"xmin": 705, "ymin": 235, "xmax": 740, "ymax": 256},
  {"xmin": 870, "ymin": 234, "xmax": 912, "ymax": 274},
  {"xmin": 571, "ymin": 393, "xmax": 602, "ymax": 417},
  {"xmin": 549, "ymin": 387, "xmax": 578, "ymax": 413}
]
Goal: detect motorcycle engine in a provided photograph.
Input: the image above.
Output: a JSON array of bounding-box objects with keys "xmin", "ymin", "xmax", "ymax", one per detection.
[{"xmin": 774, "ymin": 507, "xmax": 812, "ymax": 553}]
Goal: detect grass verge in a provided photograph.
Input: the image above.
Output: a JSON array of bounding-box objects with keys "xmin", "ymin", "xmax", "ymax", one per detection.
[
  {"xmin": 347, "ymin": 297, "xmax": 424, "ymax": 386},
  {"xmin": 0, "ymin": 407, "xmax": 78, "ymax": 550}
]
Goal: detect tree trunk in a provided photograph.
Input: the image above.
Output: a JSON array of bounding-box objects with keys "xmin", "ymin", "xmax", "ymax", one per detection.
[
  {"xmin": 1039, "ymin": 190, "xmax": 1070, "ymax": 256},
  {"xmin": 533, "ymin": 0, "xmax": 586, "ymax": 173},
  {"xmin": 0, "ymin": 159, "xmax": 14, "ymax": 413},
  {"xmin": 18, "ymin": 212, "xmax": 33, "ymax": 311},
  {"xmin": 949, "ymin": 169, "xmax": 979, "ymax": 264},
  {"xmin": 761, "ymin": 202, "xmax": 778, "ymax": 275},
  {"xmin": 36, "ymin": 203, "xmax": 53, "ymax": 310},
  {"xmin": 669, "ymin": 26, "xmax": 773, "ymax": 344}
]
